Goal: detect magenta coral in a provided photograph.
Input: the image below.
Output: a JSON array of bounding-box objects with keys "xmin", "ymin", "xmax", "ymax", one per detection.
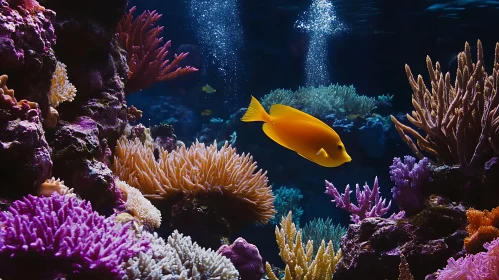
[
  {"xmin": 116, "ymin": 6, "xmax": 198, "ymax": 94},
  {"xmin": 0, "ymin": 193, "xmax": 149, "ymax": 279},
  {"xmin": 437, "ymin": 237, "xmax": 499, "ymax": 280},
  {"xmin": 218, "ymin": 237, "xmax": 264, "ymax": 280},
  {"xmin": 325, "ymin": 177, "xmax": 402, "ymax": 223}
]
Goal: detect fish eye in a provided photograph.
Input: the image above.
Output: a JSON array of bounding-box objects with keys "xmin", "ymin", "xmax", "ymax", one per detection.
[{"xmin": 338, "ymin": 145, "xmax": 342, "ymax": 150}]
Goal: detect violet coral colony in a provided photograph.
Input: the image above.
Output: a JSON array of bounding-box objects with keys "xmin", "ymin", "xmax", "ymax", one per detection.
[
  {"xmin": 390, "ymin": 156, "xmax": 432, "ymax": 215},
  {"xmin": 0, "ymin": 193, "xmax": 150, "ymax": 279},
  {"xmin": 325, "ymin": 176, "xmax": 404, "ymax": 223}
]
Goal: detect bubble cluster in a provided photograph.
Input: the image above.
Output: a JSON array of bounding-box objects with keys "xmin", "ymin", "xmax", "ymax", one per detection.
[
  {"xmin": 295, "ymin": 0, "xmax": 346, "ymax": 86},
  {"xmin": 187, "ymin": 0, "xmax": 245, "ymax": 107}
]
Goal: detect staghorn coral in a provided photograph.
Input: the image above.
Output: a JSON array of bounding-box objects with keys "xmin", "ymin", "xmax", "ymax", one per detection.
[
  {"xmin": 464, "ymin": 206, "xmax": 499, "ymax": 254},
  {"xmin": 116, "ymin": 179, "xmax": 162, "ymax": 229},
  {"xmin": 116, "ymin": 6, "xmax": 198, "ymax": 94},
  {"xmin": 113, "ymin": 137, "xmax": 275, "ymax": 225},
  {"xmin": 325, "ymin": 176, "xmax": 402, "ymax": 223},
  {"xmin": 218, "ymin": 237, "xmax": 265, "ymax": 280},
  {"xmin": 390, "ymin": 156, "xmax": 432, "ymax": 215},
  {"xmin": 0, "ymin": 193, "xmax": 149, "ymax": 279},
  {"xmin": 123, "ymin": 230, "xmax": 239, "ymax": 280},
  {"xmin": 265, "ymin": 211, "xmax": 341, "ymax": 280},
  {"xmin": 391, "ymin": 40, "xmax": 499, "ymax": 170},
  {"xmin": 260, "ymin": 84, "xmax": 377, "ymax": 118},
  {"xmin": 48, "ymin": 61, "xmax": 77, "ymax": 108}
]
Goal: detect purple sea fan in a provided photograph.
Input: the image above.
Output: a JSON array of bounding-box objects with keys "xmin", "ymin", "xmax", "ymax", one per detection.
[
  {"xmin": 325, "ymin": 177, "xmax": 402, "ymax": 223},
  {"xmin": 390, "ymin": 156, "xmax": 432, "ymax": 215},
  {"xmin": 0, "ymin": 193, "xmax": 149, "ymax": 279}
]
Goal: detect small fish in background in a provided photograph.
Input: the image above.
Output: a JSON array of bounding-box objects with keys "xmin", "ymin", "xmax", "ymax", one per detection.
[
  {"xmin": 241, "ymin": 96, "xmax": 351, "ymax": 167},
  {"xmin": 201, "ymin": 109, "xmax": 212, "ymax": 116},
  {"xmin": 202, "ymin": 84, "xmax": 216, "ymax": 94},
  {"xmin": 346, "ymin": 114, "xmax": 365, "ymax": 122}
]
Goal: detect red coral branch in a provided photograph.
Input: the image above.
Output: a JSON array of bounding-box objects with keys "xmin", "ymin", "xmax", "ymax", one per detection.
[{"xmin": 116, "ymin": 6, "xmax": 198, "ymax": 94}]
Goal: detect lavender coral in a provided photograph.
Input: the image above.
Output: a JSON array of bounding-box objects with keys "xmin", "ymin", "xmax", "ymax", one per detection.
[
  {"xmin": 325, "ymin": 176, "xmax": 401, "ymax": 223},
  {"xmin": 0, "ymin": 193, "xmax": 149, "ymax": 279},
  {"xmin": 390, "ymin": 156, "xmax": 432, "ymax": 215}
]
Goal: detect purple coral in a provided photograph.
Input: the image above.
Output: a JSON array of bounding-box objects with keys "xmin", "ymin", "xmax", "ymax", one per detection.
[
  {"xmin": 218, "ymin": 237, "xmax": 264, "ymax": 280},
  {"xmin": 325, "ymin": 177, "xmax": 401, "ymax": 223},
  {"xmin": 0, "ymin": 193, "xmax": 149, "ymax": 279},
  {"xmin": 390, "ymin": 156, "xmax": 432, "ymax": 215}
]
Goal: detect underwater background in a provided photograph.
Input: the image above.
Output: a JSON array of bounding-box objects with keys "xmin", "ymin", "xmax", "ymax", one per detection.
[{"xmin": 1, "ymin": 0, "xmax": 499, "ymax": 279}]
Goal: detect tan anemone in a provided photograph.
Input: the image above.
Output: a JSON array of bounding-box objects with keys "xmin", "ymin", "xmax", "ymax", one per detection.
[{"xmin": 113, "ymin": 137, "xmax": 275, "ymax": 224}]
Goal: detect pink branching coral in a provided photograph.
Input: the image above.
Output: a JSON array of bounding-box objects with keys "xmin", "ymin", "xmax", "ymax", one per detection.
[
  {"xmin": 116, "ymin": 6, "xmax": 198, "ymax": 94},
  {"xmin": 325, "ymin": 177, "xmax": 403, "ymax": 223}
]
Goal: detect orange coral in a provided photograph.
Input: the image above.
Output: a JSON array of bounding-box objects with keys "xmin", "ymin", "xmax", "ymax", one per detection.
[
  {"xmin": 113, "ymin": 137, "xmax": 275, "ymax": 224},
  {"xmin": 464, "ymin": 206, "xmax": 499, "ymax": 253}
]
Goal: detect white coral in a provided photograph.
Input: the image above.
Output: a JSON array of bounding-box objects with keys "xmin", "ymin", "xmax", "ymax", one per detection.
[
  {"xmin": 49, "ymin": 61, "xmax": 77, "ymax": 108},
  {"xmin": 116, "ymin": 179, "xmax": 162, "ymax": 229},
  {"xmin": 123, "ymin": 231, "xmax": 239, "ymax": 280}
]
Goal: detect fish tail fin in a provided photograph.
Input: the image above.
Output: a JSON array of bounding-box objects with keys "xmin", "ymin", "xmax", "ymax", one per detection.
[{"xmin": 241, "ymin": 96, "xmax": 271, "ymax": 123}]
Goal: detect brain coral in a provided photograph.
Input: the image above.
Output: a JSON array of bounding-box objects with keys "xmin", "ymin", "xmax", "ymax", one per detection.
[{"xmin": 113, "ymin": 137, "xmax": 275, "ymax": 225}]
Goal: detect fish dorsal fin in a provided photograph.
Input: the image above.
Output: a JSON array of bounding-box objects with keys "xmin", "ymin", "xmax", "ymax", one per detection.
[
  {"xmin": 269, "ymin": 104, "xmax": 330, "ymax": 128},
  {"xmin": 316, "ymin": 148, "xmax": 329, "ymax": 158}
]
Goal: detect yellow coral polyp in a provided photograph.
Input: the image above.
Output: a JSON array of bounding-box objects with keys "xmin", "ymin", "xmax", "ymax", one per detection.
[{"xmin": 49, "ymin": 61, "xmax": 77, "ymax": 108}]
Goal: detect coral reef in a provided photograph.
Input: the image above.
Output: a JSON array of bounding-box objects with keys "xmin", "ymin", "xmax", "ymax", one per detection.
[
  {"xmin": 265, "ymin": 211, "xmax": 341, "ymax": 280},
  {"xmin": 0, "ymin": 0, "xmax": 56, "ymax": 116},
  {"xmin": 391, "ymin": 40, "xmax": 499, "ymax": 170},
  {"xmin": 0, "ymin": 75, "xmax": 52, "ymax": 199},
  {"xmin": 0, "ymin": 193, "xmax": 149, "ymax": 279},
  {"xmin": 218, "ymin": 237, "xmax": 265, "ymax": 280},
  {"xmin": 334, "ymin": 196, "xmax": 468, "ymax": 280},
  {"xmin": 124, "ymin": 230, "xmax": 239, "ymax": 280},
  {"xmin": 46, "ymin": 116, "xmax": 124, "ymax": 214}
]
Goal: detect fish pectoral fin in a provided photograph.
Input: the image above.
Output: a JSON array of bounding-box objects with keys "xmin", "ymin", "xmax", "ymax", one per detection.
[
  {"xmin": 262, "ymin": 123, "xmax": 293, "ymax": 150},
  {"xmin": 316, "ymin": 148, "xmax": 329, "ymax": 158}
]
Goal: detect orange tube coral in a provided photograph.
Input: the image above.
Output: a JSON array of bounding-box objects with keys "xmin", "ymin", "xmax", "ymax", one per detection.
[{"xmin": 464, "ymin": 206, "xmax": 499, "ymax": 253}]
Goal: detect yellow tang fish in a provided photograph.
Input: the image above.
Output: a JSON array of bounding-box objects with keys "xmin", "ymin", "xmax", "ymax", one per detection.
[
  {"xmin": 202, "ymin": 84, "xmax": 216, "ymax": 94},
  {"xmin": 241, "ymin": 96, "xmax": 351, "ymax": 167}
]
